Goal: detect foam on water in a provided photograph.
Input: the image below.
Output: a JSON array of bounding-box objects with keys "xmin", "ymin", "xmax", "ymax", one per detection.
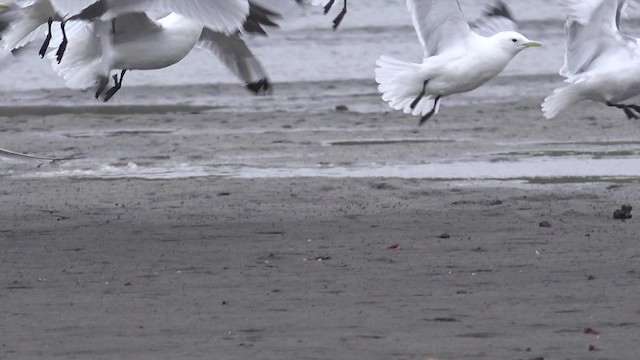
[{"xmin": 14, "ymin": 156, "xmax": 640, "ymax": 183}]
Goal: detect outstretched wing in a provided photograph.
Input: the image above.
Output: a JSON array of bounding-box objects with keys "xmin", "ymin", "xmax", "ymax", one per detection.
[
  {"xmin": 406, "ymin": 0, "xmax": 474, "ymax": 59},
  {"xmin": 196, "ymin": 28, "xmax": 270, "ymax": 94},
  {"xmin": 61, "ymin": 0, "xmax": 250, "ymax": 35},
  {"xmin": 0, "ymin": 1, "xmax": 59, "ymax": 50},
  {"xmin": 560, "ymin": 0, "xmax": 639, "ymax": 78},
  {"xmin": 48, "ymin": 0, "xmax": 98, "ymax": 17},
  {"xmin": 471, "ymin": 0, "xmax": 518, "ymax": 37}
]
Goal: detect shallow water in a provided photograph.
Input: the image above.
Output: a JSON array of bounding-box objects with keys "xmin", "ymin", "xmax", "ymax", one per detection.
[
  {"xmin": 1, "ymin": 1, "xmax": 640, "ymax": 183},
  {"xmin": 16, "ymin": 157, "xmax": 640, "ymax": 183}
]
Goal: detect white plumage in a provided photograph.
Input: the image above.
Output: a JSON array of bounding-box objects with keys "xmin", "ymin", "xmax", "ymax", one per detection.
[
  {"xmin": 375, "ymin": 0, "xmax": 541, "ymax": 125},
  {"xmin": 542, "ymin": 0, "xmax": 640, "ymax": 119},
  {"xmin": 48, "ymin": 11, "xmax": 272, "ymax": 100},
  {"xmin": 52, "ymin": 0, "xmax": 251, "ymax": 35},
  {"xmin": 0, "ymin": 0, "xmax": 274, "ymax": 101}
]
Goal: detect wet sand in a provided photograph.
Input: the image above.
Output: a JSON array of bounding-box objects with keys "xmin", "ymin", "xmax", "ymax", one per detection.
[{"xmin": 1, "ymin": 89, "xmax": 640, "ymax": 359}]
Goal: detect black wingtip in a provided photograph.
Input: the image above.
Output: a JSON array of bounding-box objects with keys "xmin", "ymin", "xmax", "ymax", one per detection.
[
  {"xmin": 243, "ymin": 1, "xmax": 282, "ymax": 36},
  {"xmin": 483, "ymin": 0, "xmax": 515, "ymax": 22},
  {"xmin": 245, "ymin": 78, "xmax": 271, "ymax": 95},
  {"xmin": 68, "ymin": 0, "xmax": 106, "ymax": 21}
]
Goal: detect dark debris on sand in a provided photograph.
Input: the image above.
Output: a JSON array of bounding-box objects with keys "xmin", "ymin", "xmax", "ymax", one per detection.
[{"xmin": 613, "ymin": 204, "xmax": 632, "ymax": 220}]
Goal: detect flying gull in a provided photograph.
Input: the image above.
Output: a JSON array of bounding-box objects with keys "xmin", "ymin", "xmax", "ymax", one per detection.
[
  {"xmin": 0, "ymin": 0, "xmax": 279, "ymax": 101},
  {"xmin": 375, "ymin": 0, "xmax": 542, "ymax": 125},
  {"xmin": 51, "ymin": 0, "xmax": 279, "ymax": 100},
  {"xmin": 542, "ymin": 0, "xmax": 640, "ymax": 119}
]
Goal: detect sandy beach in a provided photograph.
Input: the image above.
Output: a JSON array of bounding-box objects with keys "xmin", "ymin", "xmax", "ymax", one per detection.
[
  {"xmin": 2, "ymin": 171, "xmax": 639, "ymax": 360},
  {"xmin": 2, "ymin": 90, "xmax": 640, "ymax": 359}
]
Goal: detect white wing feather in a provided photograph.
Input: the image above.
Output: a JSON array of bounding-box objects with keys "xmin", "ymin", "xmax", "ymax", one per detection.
[
  {"xmin": 65, "ymin": 0, "xmax": 250, "ymax": 35},
  {"xmin": 406, "ymin": 0, "xmax": 473, "ymax": 59},
  {"xmin": 560, "ymin": 0, "xmax": 639, "ymax": 78},
  {"xmin": 47, "ymin": 19, "xmax": 112, "ymax": 89},
  {"xmin": 49, "ymin": 0, "xmax": 98, "ymax": 17}
]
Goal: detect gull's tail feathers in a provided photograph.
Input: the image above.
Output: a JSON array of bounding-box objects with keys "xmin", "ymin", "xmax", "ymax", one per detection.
[
  {"xmin": 47, "ymin": 20, "xmax": 111, "ymax": 90},
  {"xmin": 0, "ymin": 1, "xmax": 55, "ymax": 50},
  {"xmin": 375, "ymin": 55, "xmax": 436, "ymax": 116},
  {"xmin": 541, "ymin": 84, "xmax": 584, "ymax": 119}
]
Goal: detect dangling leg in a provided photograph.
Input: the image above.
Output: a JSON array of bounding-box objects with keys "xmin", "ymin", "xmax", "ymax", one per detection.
[
  {"xmin": 323, "ymin": 0, "xmax": 335, "ymax": 14},
  {"xmin": 419, "ymin": 95, "xmax": 441, "ymax": 125},
  {"xmin": 607, "ymin": 101, "xmax": 639, "ymax": 119},
  {"xmin": 103, "ymin": 69, "xmax": 127, "ymax": 102},
  {"xmin": 332, "ymin": 0, "xmax": 347, "ymax": 30},
  {"xmin": 410, "ymin": 80, "xmax": 429, "ymax": 110},
  {"xmin": 38, "ymin": 17, "xmax": 54, "ymax": 58},
  {"xmin": 55, "ymin": 20, "xmax": 68, "ymax": 64},
  {"xmin": 95, "ymin": 76, "xmax": 109, "ymax": 99}
]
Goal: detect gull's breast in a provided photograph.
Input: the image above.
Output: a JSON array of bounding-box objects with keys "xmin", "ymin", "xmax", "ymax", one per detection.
[
  {"xmin": 428, "ymin": 51, "xmax": 510, "ymax": 95},
  {"xmin": 112, "ymin": 15, "xmax": 203, "ymax": 70}
]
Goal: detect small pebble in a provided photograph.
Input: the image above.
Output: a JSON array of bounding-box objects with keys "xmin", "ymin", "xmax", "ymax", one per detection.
[
  {"xmin": 335, "ymin": 105, "xmax": 349, "ymax": 112},
  {"xmin": 539, "ymin": 221, "xmax": 552, "ymax": 228},
  {"xmin": 439, "ymin": 233, "xmax": 450, "ymax": 239},
  {"xmin": 613, "ymin": 204, "xmax": 632, "ymax": 220},
  {"xmin": 584, "ymin": 327, "xmax": 600, "ymax": 335}
]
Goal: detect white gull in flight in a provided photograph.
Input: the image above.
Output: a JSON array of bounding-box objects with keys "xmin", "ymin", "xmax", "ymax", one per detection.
[
  {"xmin": 375, "ymin": 0, "xmax": 542, "ymax": 125},
  {"xmin": 0, "ymin": 0, "xmax": 278, "ymax": 101},
  {"xmin": 542, "ymin": 0, "xmax": 640, "ymax": 119}
]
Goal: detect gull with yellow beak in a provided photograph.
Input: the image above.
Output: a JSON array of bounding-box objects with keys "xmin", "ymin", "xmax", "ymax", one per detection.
[{"xmin": 375, "ymin": 0, "xmax": 542, "ymax": 125}]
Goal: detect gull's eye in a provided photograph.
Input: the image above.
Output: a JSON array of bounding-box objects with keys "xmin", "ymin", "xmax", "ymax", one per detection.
[{"xmin": 511, "ymin": 38, "xmax": 518, "ymax": 43}]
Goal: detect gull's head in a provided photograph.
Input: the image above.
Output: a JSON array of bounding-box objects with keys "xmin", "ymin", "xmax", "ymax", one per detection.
[{"xmin": 491, "ymin": 31, "xmax": 543, "ymax": 53}]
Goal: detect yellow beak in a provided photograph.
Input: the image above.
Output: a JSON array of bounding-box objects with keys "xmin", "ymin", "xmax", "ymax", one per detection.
[
  {"xmin": 524, "ymin": 41, "xmax": 543, "ymax": 48},
  {"xmin": 0, "ymin": 3, "xmax": 8, "ymax": 10}
]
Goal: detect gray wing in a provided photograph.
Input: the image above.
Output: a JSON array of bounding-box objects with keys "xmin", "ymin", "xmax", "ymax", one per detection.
[
  {"xmin": 196, "ymin": 28, "xmax": 270, "ymax": 94},
  {"xmin": 112, "ymin": 12, "xmax": 161, "ymax": 35},
  {"xmin": 63, "ymin": 0, "xmax": 250, "ymax": 35},
  {"xmin": 561, "ymin": 0, "xmax": 639, "ymax": 77},
  {"xmin": 471, "ymin": 0, "xmax": 518, "ymax": 37},
  {"xmin": 0, "ymin": 1, "xmax": 59, "ymax": 50},
  {"xmin": 243, "ymin": 1, "xmax": 281, "ymax": 36},
  {"xmin": 406, "ymin": 0, "xmax": 474, "ymax": 59}
]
